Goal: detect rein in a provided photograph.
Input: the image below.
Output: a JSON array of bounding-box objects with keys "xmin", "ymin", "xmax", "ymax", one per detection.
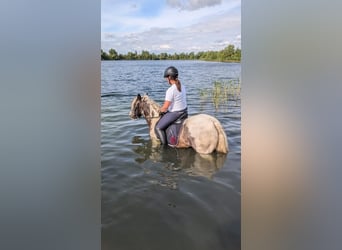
[{"xmin": 145, "ymin": 113, "xmax": 160, "ymax": 119}]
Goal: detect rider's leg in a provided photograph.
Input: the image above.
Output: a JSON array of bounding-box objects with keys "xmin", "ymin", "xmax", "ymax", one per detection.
[
  {"xmin": 155, "ymin": 126, "xmax": 167, "ymax": 144},
  {"xmin": 155, "ymin": 112, "xmax": 180, "ymax": 144}
]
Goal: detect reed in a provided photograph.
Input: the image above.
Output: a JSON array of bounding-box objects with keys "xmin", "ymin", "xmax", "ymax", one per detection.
[{"xmin": 199, "ymin": 79, "xmax": 241, "ymax": 110}]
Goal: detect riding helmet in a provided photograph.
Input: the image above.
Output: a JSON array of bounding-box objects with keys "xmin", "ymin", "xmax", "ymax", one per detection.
[{"xmin": 164, "ymin": 66, "xmax": 178, "ymax": 78}]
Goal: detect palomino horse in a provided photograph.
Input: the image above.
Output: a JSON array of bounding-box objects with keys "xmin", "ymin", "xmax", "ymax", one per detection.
[{"xmin": 129, "ymin": 94, "xmax": 229, "ymax": 154}]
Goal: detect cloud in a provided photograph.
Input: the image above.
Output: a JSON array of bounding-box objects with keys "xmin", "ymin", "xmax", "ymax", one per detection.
[
  {"xmin": 102, "ymin": 12, "xmax": 240, "ymax": 54},
  {"xmin": 213, "ymin": 40, "xmax": 231, "ymax": 47},
  {"xmin": 167, "ymin": 0, "xmax": 222, "ymax": 11},
  {"xmin": 101, "ymin": 0, "xmax": 241, "ymax": 53},
  {"xmin": 160, "ymin": 44, "xmax": 172, "ymax": 49}
]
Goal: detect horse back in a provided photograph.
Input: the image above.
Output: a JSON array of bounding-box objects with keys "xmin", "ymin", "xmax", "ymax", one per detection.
[{"xmin": 177, "ymin": 114, "xmax": 228, "ymax": 154}]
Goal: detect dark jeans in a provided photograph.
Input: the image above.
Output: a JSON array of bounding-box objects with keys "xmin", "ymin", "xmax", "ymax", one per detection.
[{"xmin": 155, "ymin": 108, "xmax": 187, "ymax": 144}]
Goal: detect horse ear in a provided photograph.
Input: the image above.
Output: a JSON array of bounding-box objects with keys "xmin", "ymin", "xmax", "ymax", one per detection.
[{"xmin": 137, "ymin": 94, "xmax": 141, "ymax": 100}]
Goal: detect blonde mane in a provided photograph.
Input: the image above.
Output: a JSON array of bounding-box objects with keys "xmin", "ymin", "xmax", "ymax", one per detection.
[{"xmin": 141, "ymin": 95, "xmax": 161, "ymax": 119}]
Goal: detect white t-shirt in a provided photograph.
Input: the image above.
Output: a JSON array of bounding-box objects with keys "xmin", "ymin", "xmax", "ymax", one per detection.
[{"xmin": 165, "ymin": 83, "xmax": 187, "ymax": 112}]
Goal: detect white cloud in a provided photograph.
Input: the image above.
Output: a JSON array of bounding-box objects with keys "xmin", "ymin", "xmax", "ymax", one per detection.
[
  {"xmin": 167, "ymin": 0, "xmax": 222, "ymax": 11},
  {"xmin": 101, "ymin": 0, "xmax": 241, "ymax": 53},
  {"xmin": 160, "ymin": 44, "xmax": 172, "ymax": 49}
]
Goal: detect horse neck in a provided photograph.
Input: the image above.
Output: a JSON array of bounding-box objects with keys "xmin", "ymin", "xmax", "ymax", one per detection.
[{"xmin": 141, "ymin": 96, "xmax": 161, "ymax": 129}]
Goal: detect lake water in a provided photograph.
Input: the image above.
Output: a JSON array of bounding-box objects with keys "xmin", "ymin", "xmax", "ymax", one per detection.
[{"xmin": 101, "ymin": 60, "xmax": 241, "ymax": 250}]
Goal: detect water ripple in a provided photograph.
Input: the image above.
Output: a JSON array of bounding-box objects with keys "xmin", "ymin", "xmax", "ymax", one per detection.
[{"xmin": 101, "ymin": 60, "xmax": 241, "ymax": 250}]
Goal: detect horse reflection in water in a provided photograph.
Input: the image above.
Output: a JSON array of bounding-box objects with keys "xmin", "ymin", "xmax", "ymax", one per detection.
[{"xmin": 132, "ymin": 136, "xmax": 227, "ymax": 180}]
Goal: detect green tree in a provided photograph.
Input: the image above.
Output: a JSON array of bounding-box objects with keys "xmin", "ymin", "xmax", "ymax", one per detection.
[
  {"xmin": 101, "ymin": 49, "xmax": 110, "ymax": 60},
  {"xmin": 172, "ymin": 53, "xmax": 179, "ymax": 60},
  {"xmin": 101, "ymin": 46, "xmax": 240, "ymax": 62},
  {"xmin": 189, "ymin": 52, "xmax": 195, "ymax": 60},
  {"xmin": 126, "ymin": 51, "xmax": 137, "ymax": 60},
  {"xmin": 141, "ymin": 50, "xmax": 151, "ymax": 60},
  {"xmin": 108, "ymin": 48, "xmax": 118, "ymax": 60},
  {"xmin": 234, "ymin": 48, "xmax": 241, "ymax": 61},
  {"xmin": 159, "ymin": 52, "xmax": 168, "ymax": 60},
  {"xmin": 222, "ymin": 45, "xmax": 235, "ymax": 61}
]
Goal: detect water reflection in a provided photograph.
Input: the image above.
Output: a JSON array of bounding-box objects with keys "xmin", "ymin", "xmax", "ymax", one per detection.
[{"xmin": 132, "ymin": 136, "xmax": 227, "ymax": 180}]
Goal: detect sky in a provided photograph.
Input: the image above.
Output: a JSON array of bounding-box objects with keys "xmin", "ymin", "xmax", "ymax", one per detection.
[{"xmin": 101, "ymin": 0, "xmax": 241, "ymax": 54}]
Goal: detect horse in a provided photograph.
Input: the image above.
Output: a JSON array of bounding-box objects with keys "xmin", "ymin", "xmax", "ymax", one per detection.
[{"xmin": 129, "ymin": 94, "xmax": 229, "ymax": 154}]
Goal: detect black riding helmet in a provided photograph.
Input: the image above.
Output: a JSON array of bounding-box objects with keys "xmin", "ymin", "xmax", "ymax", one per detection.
[{"xmin": 164, "ymin": 66, "xmax": 178, "ymax": 79}]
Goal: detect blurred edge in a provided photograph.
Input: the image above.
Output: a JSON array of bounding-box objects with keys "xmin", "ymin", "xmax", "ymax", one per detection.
[
  {"xmin": 242, "ymin": 1, "xmax": 342, "ymax": 250},
  {"xmin": 2, "ymin": 0, "xmax": 342, "ymax": 250},
  {"xmin": 0, "ymin": 1, "xmax": 100, "ymax": 250}
]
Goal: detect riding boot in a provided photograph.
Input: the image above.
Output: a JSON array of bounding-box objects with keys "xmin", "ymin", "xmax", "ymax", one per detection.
[{"xmin": 155, "ymin": 127, "xmax": 167, "ymax": 145}]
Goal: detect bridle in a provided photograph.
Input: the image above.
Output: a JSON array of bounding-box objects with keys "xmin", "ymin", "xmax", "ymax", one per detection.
[{"xmin": 134, "ymin": 98, "xmax": 160, "ymax": 120}]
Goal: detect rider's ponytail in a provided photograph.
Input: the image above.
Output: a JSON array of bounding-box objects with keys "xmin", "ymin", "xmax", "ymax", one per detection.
[{"xmin": 175, "ymin": 79, "xmax": 181, "ymax": 92}]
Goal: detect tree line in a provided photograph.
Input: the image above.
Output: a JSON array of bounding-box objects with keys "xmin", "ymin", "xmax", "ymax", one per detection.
[{"xmin": 101, "ymin": 44, "xmax": 241, "ymax": 62}]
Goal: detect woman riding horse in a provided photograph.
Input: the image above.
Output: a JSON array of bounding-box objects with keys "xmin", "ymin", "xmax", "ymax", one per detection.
[
  {"xmin": 155, "ymin": 66, "xmax": 188, "ymax": 145},
  {"xmin": 129, "ymin": 94, "xmax": 229, "ymax": 154}
]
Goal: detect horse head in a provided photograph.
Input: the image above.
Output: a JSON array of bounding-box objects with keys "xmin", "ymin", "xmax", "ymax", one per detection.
[
  {"xmin": 129, "ymin": 94, "xmax": 143, "ymax": 119},
  {"xmin": 129, "ymin": 94, "xmax": 161, "ymax": 120}
]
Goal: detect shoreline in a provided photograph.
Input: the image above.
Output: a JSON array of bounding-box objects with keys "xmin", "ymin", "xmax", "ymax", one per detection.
[{"xmin": 101, "ymin": 59, "xmax": 241, "ymax": 63}]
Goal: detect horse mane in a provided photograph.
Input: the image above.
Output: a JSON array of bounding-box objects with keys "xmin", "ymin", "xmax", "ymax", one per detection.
[{"xmin": 141, "ymin": 95, "xmax": 161, "ymax": 118}]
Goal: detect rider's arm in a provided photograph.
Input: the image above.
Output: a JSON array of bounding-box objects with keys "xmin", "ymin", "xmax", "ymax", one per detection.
[{"xmin": 160, "ymin": 100, "xmax": 171, "ymax": 113}]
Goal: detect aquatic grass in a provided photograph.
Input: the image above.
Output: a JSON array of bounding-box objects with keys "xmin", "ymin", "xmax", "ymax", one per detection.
[
  {"xmin": 199, "ymin": 89, "xmax": 209, "ymax": 98},
  {"xmin": 199, "ymin": 79, "xmax": 241, "ymax": 110}
]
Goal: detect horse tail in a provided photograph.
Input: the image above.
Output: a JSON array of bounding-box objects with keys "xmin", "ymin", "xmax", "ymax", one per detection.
[{"xmin": 212, "ymin": 118, "xmax": 229, "ymax": 154}]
